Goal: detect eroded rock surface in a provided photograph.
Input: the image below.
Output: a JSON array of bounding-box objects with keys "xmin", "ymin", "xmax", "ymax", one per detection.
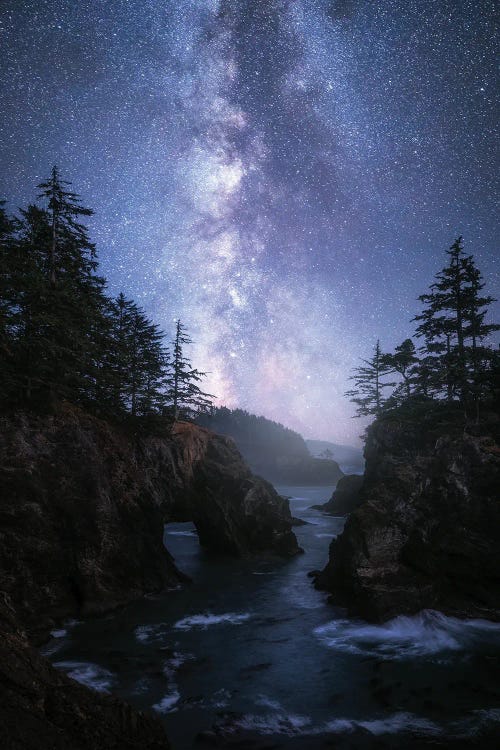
[
  {"xmin": 312, "ymin": 474, "xmax": 364, "ymax": 516},
  {"xmin": 168, "ymin": 421, "xmax": 300, "ymax": 557},
  {"xmin": 317, "ymin": 415, "xmax": 500, "ymax": 622},
  {"xmin": 0, "ymin": 407, "xmax": 299, "ymax": 642}
]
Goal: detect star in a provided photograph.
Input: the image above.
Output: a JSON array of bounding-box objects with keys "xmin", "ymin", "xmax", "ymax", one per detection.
[{"xmin": 0, "ymin": 0, "xmax": 497, "ymax": 444}]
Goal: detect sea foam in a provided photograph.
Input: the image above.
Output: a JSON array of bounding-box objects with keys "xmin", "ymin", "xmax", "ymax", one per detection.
[
  {"xmin": 151, "ymin": 651, "xmax": 194, "ymax": 714},
  {"xmin": 135, "ymin": 623, "xmax": 165, "ymax": 642},
  {"xmin": 173, "ymin": 612, "xmax": 251, "ymax": 630},
  {"xmin": 53, "ymin": 661, "xmax": 114, "ymax": 692},
  {"xmin": 153, "ymin": 689, "xmax": 180, "ymax": 713},
  {"xmin": 219, "ymin": 710, "xmax": 440, "ymax": 738},
  {"xmin": 313, "ymin": 609, "xmax": 500, "ymax": 659}
]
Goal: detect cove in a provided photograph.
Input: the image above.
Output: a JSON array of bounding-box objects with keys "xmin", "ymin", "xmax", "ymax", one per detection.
[{"xmin": 43, "ymin": 486, "xmax": 500, "ymax": 749}]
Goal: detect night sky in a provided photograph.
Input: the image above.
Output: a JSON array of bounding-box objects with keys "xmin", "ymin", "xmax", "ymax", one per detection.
[{"xmin": 1, "ymin": 0, "xmax": 498, "ymax": 444}]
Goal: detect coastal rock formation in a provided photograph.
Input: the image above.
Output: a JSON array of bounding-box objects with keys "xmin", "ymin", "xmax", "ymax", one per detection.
[
  {"xmin": 196, "ymin": 407, "xmax": 344, "ymax": 485},
  {"xmin": 312, "ymin": 474, "xmax": 364, "ymax": 515},
  {"xmin": 317, "ymin": 414, "xmax": 500, "ymax": 622},
  {"xmin": 0, "ymin": 593, "xmax": 170, "ymax": 750},
  {"xmin": 167, "ymin": 421, "xmax": 300, "ymax": 557},
  {"xmin": 0, "ymin": 407, "xmax": 299, "ymax": 643}
]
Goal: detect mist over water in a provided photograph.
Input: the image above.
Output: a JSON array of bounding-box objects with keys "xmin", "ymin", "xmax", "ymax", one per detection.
[{"xmin": 46, "ymin": 487, "xmax": 500, "ymax": 748}]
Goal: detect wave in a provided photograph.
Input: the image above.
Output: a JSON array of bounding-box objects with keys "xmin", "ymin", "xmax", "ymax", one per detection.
[
  {"xmin": 151, "ymin": 650, "xmax": 194, "ymax": 714},
  {"xmin": 313, "ymin": 610, "xmax": 500, "ymax": 659},
  {"xmin": 163, "ymin": 651, "xmax": 193, "ymax": 675},
  {"xmin": 173, "ymin": 612, "xmax": 251, "ymax": 630},
  {"xmin": 351, "ymin": 712, "xmax": 440, "ymax": 736},
  {"xmin": 231, "ymin": 712, "xmax": 311, "ymax": 736},
  {"xmin": 53, "ymin": 661, "xmax": 114, "ymax": 693},
  {"xmin": 255, "ymin": 695, "xmax": 284, "ymax": 710},
  {"xmin": 216, "ymin": 706, "xmax": 500, "ymax": 740},
  {"xmin": 219, "ymin": 710, "xmax": 440, "ymax": 738},
  {"xmin": 134, "ymin": 622, "xmax": 168, "ymax": 643},
  {"xmin": 40, "ymin": 618, "xmax": 81, "ymax": 657},
  {"xmin": 153, "ymin": 689, "xmax": 180, "ymax": 713},
  {"xmin": 50, "ymin": 628, "xmax": 68, "ymax": 638}
]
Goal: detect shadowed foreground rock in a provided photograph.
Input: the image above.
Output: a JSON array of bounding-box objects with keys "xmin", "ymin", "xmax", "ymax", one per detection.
[
  {"xmin": 312, "ymin": 474, "xmax": 364, "ymax": 516},
  {"xmin": 317, "ymin": 414, "xmax": 500, "ymax": 622},
  {"xmin": 0, "ymin": 407, "xmax": 299, "ymax": 643},
  {"xmin": 0, "ymin": 594, "xmax": 170, "ymax": 750},
  {"xmin": 0, "ymin": 407, "xmax": 300, "ymax": 749}
]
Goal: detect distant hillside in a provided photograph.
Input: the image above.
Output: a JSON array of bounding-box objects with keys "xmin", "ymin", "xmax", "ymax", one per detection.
[
  {"xmin": 196, "ymin": 408, "xmax": 343, "ymax": 485},
  {"xmin": 306, "ymin": 439, "xmax": 364, "ymax": 475}
]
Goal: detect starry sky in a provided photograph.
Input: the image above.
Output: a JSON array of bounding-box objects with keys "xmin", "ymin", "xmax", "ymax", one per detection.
[{"xmin": 1, "ymin": 0, "xmax": 498, "ymax": 445}]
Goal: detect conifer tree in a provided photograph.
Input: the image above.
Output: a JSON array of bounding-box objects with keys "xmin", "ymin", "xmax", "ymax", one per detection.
[
  {"xmin": 345, "ymin": 340, "xmax": 393, "ymax": 417},
  {"xmin": 0, "ymin": 201, "xmax": 21, "ymax": 397},
  {"xmin": 106, "ymin": 293, "xmax": 170, "ymax": 417},
  {"xmin": 414, "ymin": 237, "xmax": 498, "ymax": 406},
  {"xmin": 1, "ymin": 205, "xmax": 52, "ymax": 404},
  {"xmin": 37, "ymin": 165, "xmax": 95, "ymax": 286},
  {"xmin": 0, "ymin": 200, "xmax": 17, "ymax": 352},
  {"xmin": 461, "ymin": 258, "xmax": 499, "ymax": 403},
  {"xmin": 383, "ymin": 338, "xmax": 419, "ymax": 403},
  {"xmin": 1, "ymin": 172, "xmax": 214, "ymax": 424},
  {"xmin": 168, "ymin": 320, "xmax": 213, "ymax": 419},
  {"xmin": 3, "ymin": 169, "xmax": 108, "ymax": 407}
]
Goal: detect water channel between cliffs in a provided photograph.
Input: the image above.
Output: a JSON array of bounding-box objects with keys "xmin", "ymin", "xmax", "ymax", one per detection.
[{"xmin": 43, "ymin": 485, "xmax": 500, "ymax": 749}]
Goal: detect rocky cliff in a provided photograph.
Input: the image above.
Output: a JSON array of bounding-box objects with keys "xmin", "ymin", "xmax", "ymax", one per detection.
[
  {"xmin": 0, "ymin": 406, "xmax": 299, "ymax": 643},
  {"xmin": 0, "ymin": 407, "xmax": 300, "ymax": 749},
  {"xmin": 312, "ymin": 473, "xmax": 364, "ymax": 515},
  {"xmin": 317, "ymin": 412, "xmax": 500, "ymax": 622}
]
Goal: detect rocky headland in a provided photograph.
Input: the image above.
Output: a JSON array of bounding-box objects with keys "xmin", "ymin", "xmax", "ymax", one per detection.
[
  {"xmin": 196, "ymin": 407, "xmax": 344, "ymax": 485},
  {"xmin": 312, "ymin": 473, "xmax": 364, "ymax": 516},
  {"xmin": 0, "ymin": 406, "xmax": 300, "ymax": 748},
  {"xmin": 0, "ymin": 406, "xmax": 299, "ymax": 642},
  {"xmin": 317, "ymin": 409, "xmax": 500, "ymax": 623}
]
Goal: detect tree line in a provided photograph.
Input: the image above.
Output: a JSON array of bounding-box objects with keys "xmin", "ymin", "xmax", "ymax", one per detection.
[
  {"xmin": 196, "ymin": 406, "xmax": 310, "ymax": 460},
  {"xmin": 0, "ymin": 167, "xmax": 213, "ymax": 423},
  {"xmin": 346, "ymin": 238, "xmax": 499, "ymax": 422}
]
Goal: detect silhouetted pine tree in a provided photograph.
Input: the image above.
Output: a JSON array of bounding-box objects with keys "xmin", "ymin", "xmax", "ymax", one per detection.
[
  {"xmin": 1, "ymin": 171, "xmax": 212, "ymax": 427},
  {"xmin": 382, "ymin": 338, "xmax": 419, "ymax": 404},
  {"xmin": 107, "ymin": 294, "xmax": 170, "ymax": 417},
  {"xmin": 0, "ymin": 200, "xmax": 22, "ymax": 398},
  {"xmin": 1, "ymin": 204, "xmax": 54, "ymax": 405},
  {"xmin": 18, "ymin": 172, "xmax": 107, "ymax": 407},
  {"xmin": 414, "ymin": 237, "xmax": 498, "ymax": 410},
  {"xmin": 461, "ymin": 258, "xmax": 499, "ymax": 407},
  {"xmin": 345, "ymin": 340, "xmax": 393, "ymax": 417},
  {"xmin": 37, "ymin": 165, "xmax": 96, "ymax": 286},
  {"xmin": 168, "ymin": 320, "xmax": 213, "ymax": 419}
]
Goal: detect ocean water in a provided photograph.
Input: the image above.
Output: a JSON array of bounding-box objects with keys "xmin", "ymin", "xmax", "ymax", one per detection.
[{"xmin": 43, "ymin": 486, "xmax": 500, "ymax": 748}]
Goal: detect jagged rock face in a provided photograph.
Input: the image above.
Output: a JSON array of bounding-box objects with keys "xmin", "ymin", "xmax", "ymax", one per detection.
[
  {"xmin": 167, "ymin": 422, "xmax": 300, "ymax": 557},
  {"xmin": 0, "ymin": 594, "xmax": 170, "ymax": 750},
  {"xmin": 0, "ymin": 408, "xmax": 299, "ymax": 642},
  {"xmin": 0, "ymin": 408, "xmax": 182, "ymax": 643},
  {"xmin": 317, "ymin": 417, "xmax": 500, "ymax": 622},
  {"xmin": 313, "ymin": 474, "xmax": 364, "ymax": 516}
]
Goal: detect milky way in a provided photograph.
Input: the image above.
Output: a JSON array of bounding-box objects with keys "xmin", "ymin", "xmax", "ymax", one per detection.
[{"xmin": 1, "ymin": 1, "xmax": 498, "ymax": 443}]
